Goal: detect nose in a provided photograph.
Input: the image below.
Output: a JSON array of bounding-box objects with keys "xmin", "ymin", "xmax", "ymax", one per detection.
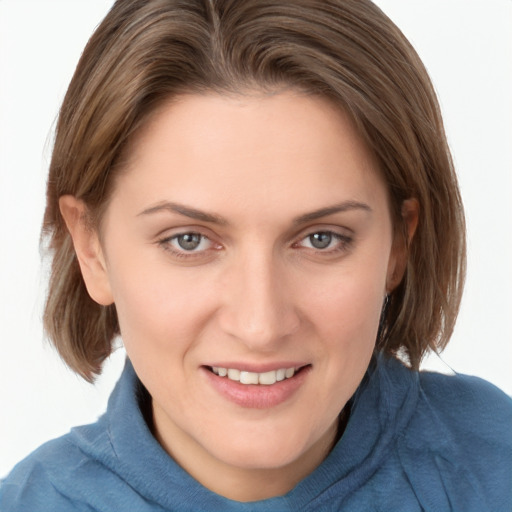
[{"xmin": 217, "ymin": 251, "xmax": 300, "ymax": 350}]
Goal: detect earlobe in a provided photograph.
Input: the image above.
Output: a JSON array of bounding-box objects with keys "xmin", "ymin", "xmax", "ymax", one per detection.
[
  {"xmin": 386, "ymin": 198, "xmax": 419, "ymax": 293},
  {"xmin": 59, "ymin": 195, "xmax": 114, "ymax": 306}
]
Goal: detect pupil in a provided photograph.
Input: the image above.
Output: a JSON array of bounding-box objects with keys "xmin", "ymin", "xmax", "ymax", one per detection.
[
  {"xmin": 178, "ymin": 233, "xmax": 201, "ymax": 250},
  {"xmin": 310, "ymin": 232, "xmax": 332, "ymax": 249}
]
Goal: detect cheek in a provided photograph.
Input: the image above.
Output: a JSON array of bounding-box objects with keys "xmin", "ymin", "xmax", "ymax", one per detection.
[
  {"xmin": 303, "ymin": 258, "xmax": 388, "ymax": 343},
  {"xmin": 308, "ymin": 284, "xmax": 383, "ymax": 370},
  {"xmin": 303, "ymin": 266, "xmax": 386, "ymax": 407},
  {"xmin": 105, "ymin": 247, "xmax": 216, "ymax": 355}
]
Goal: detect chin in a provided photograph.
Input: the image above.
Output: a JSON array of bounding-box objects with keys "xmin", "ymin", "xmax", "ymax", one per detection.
[
  {"xmin": 205, "ymin": 421, "xmax": 333, "ymax": 471},
  {"xmin": 215, "ymin": 445, "xmax": 304, "ymax": 471}
]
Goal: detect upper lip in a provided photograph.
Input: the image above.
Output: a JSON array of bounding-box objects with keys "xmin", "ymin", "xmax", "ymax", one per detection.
[{"xmin": 203, "ymin": 362, "xmax": 310, "ymax": 373}]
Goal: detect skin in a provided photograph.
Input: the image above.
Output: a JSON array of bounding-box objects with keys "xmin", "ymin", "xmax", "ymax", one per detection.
[{"xmin": 61, "ymin": 91, "xmax": 418, "ymax": 502}]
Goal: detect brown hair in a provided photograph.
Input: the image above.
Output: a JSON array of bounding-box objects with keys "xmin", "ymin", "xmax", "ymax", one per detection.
[{"xmin": 43, "ymin": 0, "xmax": 465, "ymax": 382}]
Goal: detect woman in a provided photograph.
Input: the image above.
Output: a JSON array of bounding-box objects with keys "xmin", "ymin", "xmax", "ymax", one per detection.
[{"xmin": 1, "ymin": 0, "xmax": 511, "ymax": 510}]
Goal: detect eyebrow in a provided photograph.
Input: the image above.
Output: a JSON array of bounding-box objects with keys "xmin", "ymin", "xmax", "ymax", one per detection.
[
  {"xmin": 138, "ymin": 201, "xmax": 228, "ymax": 225},
  {"xmin": 292, "ymin": 201, "xmax": 372, "ymax": 225},
  {"xmin": 137, "ymin": 199, "xmax": 372, "ymax": 225}
]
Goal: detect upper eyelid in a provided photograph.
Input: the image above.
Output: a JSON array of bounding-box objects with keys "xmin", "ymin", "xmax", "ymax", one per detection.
[
  {"xmin": 155, "ymin": 224, "xmax": 217, "ymax": 240},
  {"xmin": 292, "ymin": 225, "xmax": 354, "ymax": 242},
  {"xmin": 296, "ymin": 231, "xmax": 352, "ymax": 246},
  {"xmin": 302, "ymin": 227, "xmax": 352, "ymax": 237},
  {"xmin": 162, "ymin": 232, "xmax": 212, "ymax": 246}
]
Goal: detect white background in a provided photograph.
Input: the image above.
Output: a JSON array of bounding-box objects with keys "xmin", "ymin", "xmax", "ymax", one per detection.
[{"xmin": 0, "ymin": 0, "xmax": 511, "ymax": 477}]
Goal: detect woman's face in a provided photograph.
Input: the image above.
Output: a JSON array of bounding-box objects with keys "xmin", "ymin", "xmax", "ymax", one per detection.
[{"xmin": 74, "ymin": 91, "xmax": 403, "ymax": 498}]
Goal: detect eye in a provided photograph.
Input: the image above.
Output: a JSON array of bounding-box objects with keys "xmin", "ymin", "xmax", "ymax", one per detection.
[
  {"xmin": 296, "ymin": 230, "xmax": 352, "ymax": 253},
  {"xmin": 306, "ymin": 232, "xmax": 334, "ymax": 249},
  {"xmin": 159, "ymin": 232, "xmax": 213, "ymax": 254},
  {"xmin": 173, "ymin": 233, "xmax": 207, "ymax": 251}
]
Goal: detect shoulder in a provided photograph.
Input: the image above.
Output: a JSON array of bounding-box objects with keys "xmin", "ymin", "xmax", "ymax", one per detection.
[
  {"xmin": 399, "ymin": 367, "xmax": 512, "ymax": 511},
  {"xmin": 0, "ymin": 434, "xmax": 97, "ymax": 512},
  {"xmin": 417, "ymin": 369, "xmax": 512, "ymax": 439},
  {"xmin": 0, "ymin": 407, "xmax": 165, "ymax": 512},
  {"xmin": 0, "ymin": 419, "xmax": 142, "ymax": 512},
  {"xmin": 0, "ymin": 428, "xmax": 153, "ymax": 512}
]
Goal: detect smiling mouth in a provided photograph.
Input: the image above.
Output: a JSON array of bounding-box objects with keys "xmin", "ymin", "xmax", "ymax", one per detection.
[{"xmin": 207, "ymin": 365, "xmax": 309, "ymax": 386}]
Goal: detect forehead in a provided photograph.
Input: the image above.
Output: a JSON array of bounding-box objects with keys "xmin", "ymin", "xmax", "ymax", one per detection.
[{"xmin": 113, "ymin": 91, "xmax": 388, "ymax": 222}]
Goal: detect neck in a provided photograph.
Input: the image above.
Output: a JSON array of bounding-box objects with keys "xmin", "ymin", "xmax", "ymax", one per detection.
[{"xmin": 151, "ymin": 403, "xmax": 341, "ymax": 502}]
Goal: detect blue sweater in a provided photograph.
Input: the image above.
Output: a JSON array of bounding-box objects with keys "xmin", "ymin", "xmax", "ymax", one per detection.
[{"xmin": 1, "ymin": 355, "xmax": 511, "ymax": 511}]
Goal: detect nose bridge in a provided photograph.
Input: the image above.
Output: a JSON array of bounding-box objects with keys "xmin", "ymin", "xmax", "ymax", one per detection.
[{"xmin": 219, "ymin": 247, "xmax": 299, "ymax": 347}]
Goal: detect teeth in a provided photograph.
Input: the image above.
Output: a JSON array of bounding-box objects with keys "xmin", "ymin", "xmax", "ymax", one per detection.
[
  {"xmin": 211, "ymin": 366, "xmax": 297, "ymax": 385},
  {"xmin": 240, "ymin": 371, "xmax": 259, "ymax": 385},
  {"xmin": 285, "ymin": 368, "xmax": 295, "ymax": 379},
  {"xmin": 259, "ymin": 370, "xmax": 278, "ymax": 385},
  {"xmin": 227, "ymin": 368, "xmax": 240, "ymax": 381}
]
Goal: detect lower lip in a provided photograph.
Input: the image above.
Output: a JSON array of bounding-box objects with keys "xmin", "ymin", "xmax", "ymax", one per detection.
[{"xmin": 202, "ymin": 366, "xmax": 311, "ymax": 409}]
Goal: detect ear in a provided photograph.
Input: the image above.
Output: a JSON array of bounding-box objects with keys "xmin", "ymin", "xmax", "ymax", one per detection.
[
  {"xmin": 59, "ymin": 195, "xmax": 114, "ymax": 306},
  {"xmin": 386, "ymin": 198, "xmax": 419, "ymax": 293}
]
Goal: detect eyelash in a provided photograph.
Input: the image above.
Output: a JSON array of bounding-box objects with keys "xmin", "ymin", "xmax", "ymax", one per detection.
[
  {"xmin": 157, "ymin": 232, "xmax": 216, "ymax": 259},
  {"xmin": 157, "ymin": 229, "xmax": 353, "ymax": 259},
  {"xmin": 294, "ymin": 231, "xmax": 353, "ymax": 254}
]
